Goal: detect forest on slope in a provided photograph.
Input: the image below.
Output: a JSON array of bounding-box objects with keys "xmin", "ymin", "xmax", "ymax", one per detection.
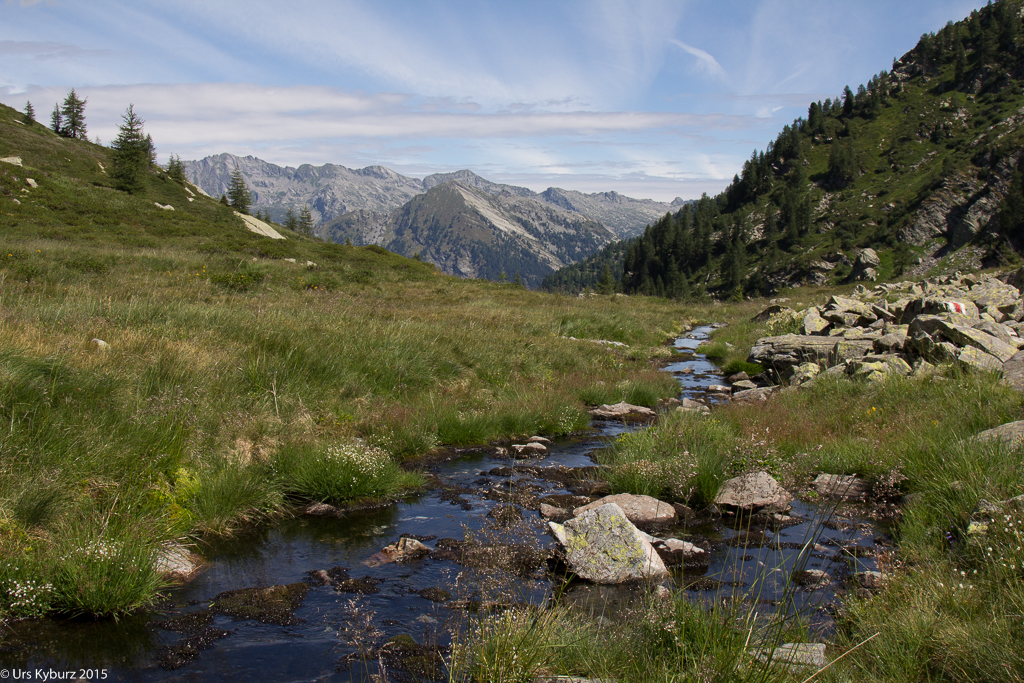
[{"xmin": 544, "ymin": 0, "xmax": 1024, "ymax": 299}]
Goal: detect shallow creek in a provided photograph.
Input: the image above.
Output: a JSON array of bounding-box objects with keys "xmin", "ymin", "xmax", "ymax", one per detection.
[{"xmin": 0, "ymin": 327, "xmax": 881, "ymax": 681}]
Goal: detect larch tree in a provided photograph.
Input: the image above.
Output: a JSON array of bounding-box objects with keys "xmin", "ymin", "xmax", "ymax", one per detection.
[
  {"xmin": 110, "ymin": 104, "xmax": 150, "ymax": 194},
  {"xmin": 50, "ymin": 104, "xmax": 63, "ymax": 135},
  {"xmin": 298, "ymin": 205, "xmax": 314, "ymax": 236},
  {"xmin": 227, "ymin": 168, "xmax": 252, "ymax": 214},
  {"xmin": 60, "ymin": 89, "xmax": 88, "ymax": 139},
  {"xmin": 22, "ymin": 101, "xmax": 35, "ymax": 125}
]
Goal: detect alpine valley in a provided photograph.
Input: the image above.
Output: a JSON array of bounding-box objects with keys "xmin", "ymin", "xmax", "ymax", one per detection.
[{"xmin": 185, "ymin": 155, "xmax": 685, "ymax": 287}]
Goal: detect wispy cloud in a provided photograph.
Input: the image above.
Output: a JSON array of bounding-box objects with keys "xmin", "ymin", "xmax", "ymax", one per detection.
[
  {"xmin": 0, "ymin": 40, "xmax": 118, "ymax": 61},
  {"xmin": 670, "ymin": 39, "xmax": 730, "ymax": 84}
]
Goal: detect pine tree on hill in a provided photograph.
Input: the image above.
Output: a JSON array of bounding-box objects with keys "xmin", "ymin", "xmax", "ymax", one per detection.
[
  {"xmin": 60, "ymin": 89, "xmax": 87, "ymax": 139},
  {"xmin": 227, "ymin": 168, "xmax": 252, "ymax": 215},
  {"xmin": 110, "ymin": 104, "xmax": 150, "ymax": 195},
  {"xmin": 50, "ymin": 104, "xmax": 62, "ymax": 135},
  {"xmin": 22, "ymin": 101, "xmax": 35, "ymax": 125},
  {"xmin": 298, "ymin": 206, "xmax": 314, "ymax": 236},
  {"xmin": 166, "ymin": 155, "xmax": 186, "ymax": 184}
]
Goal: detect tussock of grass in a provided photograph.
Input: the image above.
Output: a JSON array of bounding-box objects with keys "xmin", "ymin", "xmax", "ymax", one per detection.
[
  {"xmin": 275, "ymin": 441, "xmax": 421, "ymax": 504},
  {"xmin": 598, "ymin": 411, "xmax": 736, "ymax": 506}
]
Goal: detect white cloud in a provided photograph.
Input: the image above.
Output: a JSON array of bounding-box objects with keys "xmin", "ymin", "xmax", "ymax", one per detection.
[
  {"xmin": 670, "ymin": 39, "xmax": 730, "ymax": 84},
  {"xmin": 3, "ymin": 82, "xmax": 755, "ymax": 146}
]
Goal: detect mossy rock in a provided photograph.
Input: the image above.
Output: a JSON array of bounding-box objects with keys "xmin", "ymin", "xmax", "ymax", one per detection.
[{"xmin": 212, "ymin": 582, "xmax": 308, "ymax": 625}]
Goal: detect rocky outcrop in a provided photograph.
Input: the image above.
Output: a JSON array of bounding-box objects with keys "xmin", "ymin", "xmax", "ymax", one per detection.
[
  {"xmin": 898, "ymin": 170, "xmax": 1004, "ymax": 248},
  {"xmin": 548, "ymin": 502, "xmax": 668, "ymax": 584},
  {"xmin": 747, "ymin": 269, "xmax": 1024, "ymax": 385}
]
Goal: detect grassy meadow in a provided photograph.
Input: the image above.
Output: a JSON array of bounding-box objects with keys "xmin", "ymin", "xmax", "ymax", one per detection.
[
  {"xmin": 0, "ymin": 104, "xmax": 694, "ymax": 618},
  {"xmin": 4, "ymin": 103, "xmax": 1024, "ymax": 682}
]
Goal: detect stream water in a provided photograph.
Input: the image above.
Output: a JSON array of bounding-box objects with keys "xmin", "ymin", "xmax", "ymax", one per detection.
[{"xmin": 0, "ymin": 327, "xmax": 881, "ymax": 681}]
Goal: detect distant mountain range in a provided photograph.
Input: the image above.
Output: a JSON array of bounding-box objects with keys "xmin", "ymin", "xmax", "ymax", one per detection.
[{"xmin": 184, "ymin": 154, "xmax": 686, "ymax": 286}]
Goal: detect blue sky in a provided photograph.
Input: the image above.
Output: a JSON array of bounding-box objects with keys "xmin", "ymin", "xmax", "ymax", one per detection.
[{"xmin": 1, "ymin": 0, "xmax": 987, "ymax": 201}]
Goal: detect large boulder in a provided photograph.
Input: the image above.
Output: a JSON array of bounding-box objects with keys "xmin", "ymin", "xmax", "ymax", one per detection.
[
  {"xmin": 574, "ymin": 493, "xmax": 676, "ymax": 528},
  {"xmin": 1003, "ymin": 350, "xmax": 1024, "ymax": 391},
  {"xmin": 549, "ymin": 503, "xmax": 668, "ymax": 583},
  {"xmin": 972, "ymin": 421, "xmax": 1024, "ymax": 449},
  {"xmin": 747, "ymin": 335, "xmax": 843, "ymax": 373},
  {"xmin": 714, "ymin": 471, "xmax": 792, "ymax": 513}
]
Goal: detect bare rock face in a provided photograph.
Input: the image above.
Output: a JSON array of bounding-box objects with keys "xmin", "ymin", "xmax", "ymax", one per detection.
[
  {"xmin": 548, "ymin": 502, "xmax": 668, "ymax": 584},
  {"xmin": 714, "ymin": 471, "xmax": 792, "ymax": 513},
  {"xmin": 573, "ymin": 493, "xmax": 676, "ymax": 528}
]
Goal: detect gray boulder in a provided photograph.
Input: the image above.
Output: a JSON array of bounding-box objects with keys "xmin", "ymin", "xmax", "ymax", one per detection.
[
  {"xmin": 574, "ymin": 493, "xmax": 676, "ymax": 528},
  {"xmin": 1003, "ymin": 350, "xmax": 1024, "ymax": 391},
  {"xmin": 512, "ymin": 442, "xmax": 548, "ymax": 458},
  {"xmin": 589, "ymin": 402, "xmax": 656, "ymax": 420},
  {"xmin": 548, "ymin": 503, "xmax": 668, "ymax": 584},
  {"xmin": 972, "ymin": 421, "xmax": 1024, "ymax": 449},
  {"xmin": 731, "ymin": 386, "xmax": 779, "ymax": 404},
  {"xmin": 714, "ymin": 471, "xmax": 792, "ymax": 513}
]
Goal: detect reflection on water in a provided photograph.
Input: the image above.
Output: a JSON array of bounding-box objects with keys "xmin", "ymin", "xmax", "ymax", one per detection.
[{"xmin": 0, "ymin": 326, "xmax": 878, "ymax": 681}]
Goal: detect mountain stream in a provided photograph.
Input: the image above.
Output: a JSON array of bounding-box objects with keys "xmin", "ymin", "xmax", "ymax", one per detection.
[{"xmin": 0, "ymin": 327, "xmax": 881, "ymax": 681}]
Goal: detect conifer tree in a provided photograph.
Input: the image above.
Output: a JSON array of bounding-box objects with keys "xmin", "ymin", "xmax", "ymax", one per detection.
[
  {"xmin": 166, "ymin": 155, "xmax": 186, "ymax": 184},
  {"xmin": 285, "ymin": 208, "xmax": 298, "ymax": 231},
  {"xmin": 298, "ymin": 206, "xmax": 314, "ymax": 236},
  {"xmin": 22, "ymin": 101, "xmax": 35, "ymax": 125},
  {"xmin": 145, "ymin": 134, "xmax": 157, "ymax": 166},
  {"xmin": 954, "ymin": 40, "xmax": 968, "ymax": 84},
  {"xmin": 227, "ymin": 168, "xmax": 251, "ymax": 214},
  {"xmin": 50, "ymin": 104, "xmax": 63, "ymax": 135},
  {"xmin": 596, "ymin": 264, "xmax": 616, "ymax": 294},
  {"xmin": 110, "ymin": 104, "xmax": 149, "ymax": 194},
  {"xmin": 60, "ymin": 89, "xmax": 87, "ymax": 139}
]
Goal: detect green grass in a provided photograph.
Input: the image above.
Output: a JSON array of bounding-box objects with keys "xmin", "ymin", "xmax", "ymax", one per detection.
[
  {"xmin": 275, "ymin": 441, "xmax": 422, "ymax": 504},
  {"xmin": 598, "ymin": 410, "xmax": 736, "ymax": 506},
  {"xmin": 0, "ymin": 102, "xmax": 695, "ymax": 618}
]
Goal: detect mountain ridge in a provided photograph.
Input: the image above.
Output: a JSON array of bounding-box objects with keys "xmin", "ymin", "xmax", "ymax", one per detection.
[{"xmin": 184, "ymin": 153, "xmax": 680, "ymax": 238}]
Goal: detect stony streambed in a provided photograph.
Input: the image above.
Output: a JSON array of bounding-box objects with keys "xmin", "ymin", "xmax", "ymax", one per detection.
[{"xmin": 0, "ymin": 327, "xmax": 883, "ymax": 681}]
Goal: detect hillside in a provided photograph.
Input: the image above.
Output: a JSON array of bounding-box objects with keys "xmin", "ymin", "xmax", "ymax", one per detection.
[{"xmin": 545, "ymin": 0, "xmax": 1024, "ymax": 298}]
